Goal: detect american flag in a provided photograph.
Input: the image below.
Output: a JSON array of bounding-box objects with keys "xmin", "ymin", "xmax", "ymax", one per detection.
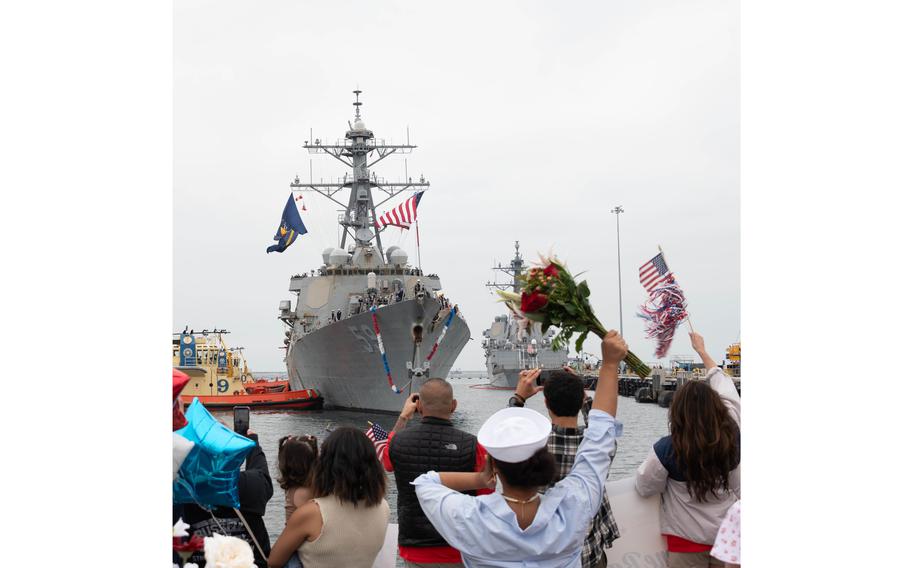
[
  {"xmin": 365, "ymin": 421, "xmax": 390, "ymax": 460},
  {"xmin": 375, "ymin": 191, "xmax": 424, "ymax": 229},
  {"xmin": 639, "ymin": 252, "xmax": 675, "ymax": 293}
]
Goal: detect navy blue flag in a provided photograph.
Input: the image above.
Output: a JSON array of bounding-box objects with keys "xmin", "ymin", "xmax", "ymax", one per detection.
[{"xmin": 267, "ymin": 194, "xmax": 308, "ymax": 253}]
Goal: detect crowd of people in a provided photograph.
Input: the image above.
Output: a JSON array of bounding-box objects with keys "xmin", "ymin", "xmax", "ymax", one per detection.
[{"xmin": 173, "ymin": 331, "xmax": 741, "ymax": 568}]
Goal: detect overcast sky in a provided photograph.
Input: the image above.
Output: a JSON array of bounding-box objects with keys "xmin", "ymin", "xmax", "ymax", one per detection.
[{"xmin": 174, "ymin": 0, "xmax": 739, "ymax": 373}]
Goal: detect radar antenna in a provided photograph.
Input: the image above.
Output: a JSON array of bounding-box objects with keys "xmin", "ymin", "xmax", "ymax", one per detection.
[
  {"xmin": 485, "ymin": 241, "xmax": 526, "ymax": 294},
  {"xmin": 291, "ymin": 90, "xmax": 429, "ymax": 261}
]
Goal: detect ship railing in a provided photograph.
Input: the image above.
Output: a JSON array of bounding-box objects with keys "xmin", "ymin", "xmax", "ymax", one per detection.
[{"xmin": 322, "ymin": 266, "xmax": 424, "ymax": 277}]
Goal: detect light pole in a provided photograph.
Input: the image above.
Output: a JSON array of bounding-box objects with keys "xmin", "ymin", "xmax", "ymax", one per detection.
[{"xmin": 611, "ymin": 206, "xmax": 624, "ymax": 337}]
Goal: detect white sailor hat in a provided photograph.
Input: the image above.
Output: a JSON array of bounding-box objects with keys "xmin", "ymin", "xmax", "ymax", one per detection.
[{"xmin": 478, "ymin": 407, "xmax": 551, "ymax": 463}]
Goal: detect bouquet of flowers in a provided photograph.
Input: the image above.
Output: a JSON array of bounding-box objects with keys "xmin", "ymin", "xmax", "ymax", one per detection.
[{"xmin": 497, "ymin": 256, "xmax": 652, "ymax": 379}]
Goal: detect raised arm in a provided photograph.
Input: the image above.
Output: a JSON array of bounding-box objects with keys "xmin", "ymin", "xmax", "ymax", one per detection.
[
  {"xmin": 690, "ymin": 331, "xmax": 717, "ymax": 370},
  {"xmin": 690, "ymin": 332, "xmax": 740, "ymax": 425},
  {"xmin": 238, "ymin": 431, "xmax": 274, "ymax": 514},
  {"xmin": 591, "ymin": 331, "xmax": 626, "ymax": 416},
  {"xmin": 392, "ymin": 393, "xmax": 420, "ymax": 433}
]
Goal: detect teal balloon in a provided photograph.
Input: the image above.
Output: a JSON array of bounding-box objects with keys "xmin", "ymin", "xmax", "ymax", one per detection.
[{"xmin": 173, "ymin": 398, "xmax": 255, "ymax": 509}]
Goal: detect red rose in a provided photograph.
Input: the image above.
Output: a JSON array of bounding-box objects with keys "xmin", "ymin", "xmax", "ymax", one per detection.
[
  {"xmin": 521, "ymin": 292, "xmax": 548, "ymax": 313},
  {"xmin": 173, "ymin": 535, "xmax": 205, "ymax": 553},
  {"xmin": 543, "ymin": 263, "xmax": 560, "ymax": 278}
]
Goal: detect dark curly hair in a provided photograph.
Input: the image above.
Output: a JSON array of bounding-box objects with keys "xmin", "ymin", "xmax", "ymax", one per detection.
[
  {"xmin": 312, "ymin": 426, "xmax": 387, "ymax": 507},
  {"xmin": 543, "ymin": 370, "xmax": 585, "ymax": 417},
  {"xmin": 669, "ymin": 381, "xmax": 740, "ymax": 502},
  {"xmin": 277, "ymin": 435, "xmax": 319, "ymax": 491},
  {"xmin": 493, "ymin": 447, "xmax": 557, "ymax": 489}
]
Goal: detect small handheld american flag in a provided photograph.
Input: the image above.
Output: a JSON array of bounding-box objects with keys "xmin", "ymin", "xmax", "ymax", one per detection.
[
  {"xmin": 365, "ymin": 421, "xmax": 390, "ymax": 460},
  {"xmin": 637, "ymin": 247, "xmax": 691, "ymax": 358},
  {"xmin": 639, "ymin": 252, "xmax": 675, "ymax": 293}
]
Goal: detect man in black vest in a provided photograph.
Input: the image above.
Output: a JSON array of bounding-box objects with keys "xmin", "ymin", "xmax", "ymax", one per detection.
[{"xmin": 380, "ymin": 378, "xmax": 491, "ymax": 567}]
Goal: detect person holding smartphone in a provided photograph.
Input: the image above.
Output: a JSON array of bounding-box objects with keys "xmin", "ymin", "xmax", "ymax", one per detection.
[{"xmin": 379, "ymin": 379, "xmax": 493, "ymax": 568}]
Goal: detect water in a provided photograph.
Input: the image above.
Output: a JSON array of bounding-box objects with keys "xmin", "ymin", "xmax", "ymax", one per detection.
[{"xmin": 216, "ymin": 376, "xmax": 669, "ymax": 546}]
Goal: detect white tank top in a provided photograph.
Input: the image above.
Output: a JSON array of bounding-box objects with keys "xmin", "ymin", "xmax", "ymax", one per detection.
[{"xmin": 297, "ymin": 495, "xmax": 391, "ymax": 568}]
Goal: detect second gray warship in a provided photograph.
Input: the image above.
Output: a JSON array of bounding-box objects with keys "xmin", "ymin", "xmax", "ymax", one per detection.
[
  {"xmin": 482, "ymin": 242, "xmax": 568, "ymax": 388},
  {"xmin": 278, "ymin": 92, "xmax": 470, "ymax": 413}
]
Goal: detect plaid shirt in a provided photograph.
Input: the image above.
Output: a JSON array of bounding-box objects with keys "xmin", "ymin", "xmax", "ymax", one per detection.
[{"xmin": 546, "ymin": 397, "xmax": 620, "ymax": 568}]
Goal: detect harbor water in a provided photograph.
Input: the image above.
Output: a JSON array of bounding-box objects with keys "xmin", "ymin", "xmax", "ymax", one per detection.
[{"xmin": 217, "ymin": 375, "xmax": 670, "ymax": 544}]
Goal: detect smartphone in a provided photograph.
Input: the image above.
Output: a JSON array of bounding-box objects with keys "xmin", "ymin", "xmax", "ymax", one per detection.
[
  {"xmin": 234, "ymin": 406, "xmax": 251, "ymax": 435},
  {"xmin": 535, "ymin": 370, "xmax": 555, "ymax": 386}
]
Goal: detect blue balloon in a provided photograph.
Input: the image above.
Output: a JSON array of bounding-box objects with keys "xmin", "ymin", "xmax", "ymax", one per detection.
[{"xmin": 173, "ymin": 398, "xmax": 255, "ymax": 509}]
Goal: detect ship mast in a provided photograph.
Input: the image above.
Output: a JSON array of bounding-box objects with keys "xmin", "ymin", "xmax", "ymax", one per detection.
[
  {"xmin": 290, "ymin": 90, "xmax": 429, "ymax": 261},
  {"xmin": 485, "ymin": 241, "xmax": 526, "ymax": 294}
]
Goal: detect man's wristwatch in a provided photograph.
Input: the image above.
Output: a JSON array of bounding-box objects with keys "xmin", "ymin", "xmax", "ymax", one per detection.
[{"xmin": 508, "ymin": 393, "xmax": 526, "ymax": 408}]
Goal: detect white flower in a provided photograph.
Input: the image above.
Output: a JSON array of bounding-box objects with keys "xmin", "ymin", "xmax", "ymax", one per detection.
[
  {"xmin": 173, "ymin": 517, "xmax": 190, "ymax": 538},
  {"xmin": 204, "ymin": 534, "xmax": 256, "ymax": 568}
]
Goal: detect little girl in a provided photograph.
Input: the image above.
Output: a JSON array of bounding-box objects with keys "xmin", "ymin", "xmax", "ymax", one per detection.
[{"xmin": 278, "ymin": 435, "xmax": 319, "ymax": 568}]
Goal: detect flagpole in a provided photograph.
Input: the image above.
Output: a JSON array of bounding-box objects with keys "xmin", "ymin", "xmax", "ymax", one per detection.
[
  {"xmin": 658, "ymin": 244, "xmax": 695, "ymax": 332},
  {"xmin": 611, "ymin": 206, "xmax": 625, "ymax": 337}
]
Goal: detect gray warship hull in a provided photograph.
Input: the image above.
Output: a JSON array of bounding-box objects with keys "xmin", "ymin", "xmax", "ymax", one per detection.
[
  {"xmin": 287, "ymin": 297, "xmax": 469, "ymax": 413},
  {"xmin": 486, "ymin": 346, "xmax": 569, "ymax": 388}
]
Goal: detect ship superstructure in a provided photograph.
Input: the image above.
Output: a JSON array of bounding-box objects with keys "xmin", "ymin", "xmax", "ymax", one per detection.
[
  {"xmin": 278, "ymin": 92, "xmax": 470, "ymax": 412},
  {"xmin": 482, "ymin": 242, "xmax": 568, "ymax": 388}
]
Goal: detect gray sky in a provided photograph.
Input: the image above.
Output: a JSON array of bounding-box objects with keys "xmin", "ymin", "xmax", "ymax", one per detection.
[{"xmin": 174, "ymin": 0, "xmax": 739, "ymax": 372}]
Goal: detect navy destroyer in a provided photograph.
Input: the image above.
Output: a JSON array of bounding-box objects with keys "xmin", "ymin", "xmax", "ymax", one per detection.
[
  {"xmin": 482, "ymin": 242, "xmax": 568, "ymax": 388},
  {"xmin": 278, "ymin": 91, "xmax": 470, "ymax": 413}
]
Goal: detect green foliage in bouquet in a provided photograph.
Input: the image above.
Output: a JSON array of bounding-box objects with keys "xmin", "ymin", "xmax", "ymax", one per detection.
[{"xmin": 498, "ymin": 256, "xmax": 652, "ymax": 379}]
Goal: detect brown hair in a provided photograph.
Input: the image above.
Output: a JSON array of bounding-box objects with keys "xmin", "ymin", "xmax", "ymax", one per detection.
[
  {"xmin": 669, "ymin": 381, "xmax": 740, "ymax": 502},
  {"xmin": 312, "ymin": 427, "xmax": 386, "ymax": 507},
  {"xmin": 277, "ymin": 435, "xmax": 319, "ymax": 491}
]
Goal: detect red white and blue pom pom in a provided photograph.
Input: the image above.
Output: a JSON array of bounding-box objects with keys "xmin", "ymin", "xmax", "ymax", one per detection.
[{"xmin": 638, "ymin": 279, "xmax": 688, "ymax": 358}]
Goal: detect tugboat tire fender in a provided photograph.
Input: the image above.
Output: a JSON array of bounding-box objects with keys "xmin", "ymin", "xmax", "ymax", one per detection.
[{"xmin": 634, "ymin": 386, "xmax": 653, "ymax": 404}]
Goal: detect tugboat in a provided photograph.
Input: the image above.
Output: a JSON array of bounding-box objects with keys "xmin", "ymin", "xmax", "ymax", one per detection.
[
  {"xmin": 723, "ymin": 342, "xmax": 741, "ymax": 378},
  {"xmin": 277, "ymin": 91, "xmax": 470, "ymax": 413},
  {"xmin": 174, "ymin": 329, "xmax": 323, "ymax": 410},
  {"xmin": 482, "ymin": 242, "xmax": 568, "ymax": 388}
]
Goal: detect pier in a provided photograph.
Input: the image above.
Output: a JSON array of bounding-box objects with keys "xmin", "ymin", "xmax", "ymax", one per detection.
[{"xmin": 619, "ymin": 368, "xmax": 741, "ymax": 408}]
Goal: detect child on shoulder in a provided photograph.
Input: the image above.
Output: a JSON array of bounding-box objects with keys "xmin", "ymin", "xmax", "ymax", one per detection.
[{"xmin": 277, "ymin": 435, "xmax": 319, "ymax": 568}]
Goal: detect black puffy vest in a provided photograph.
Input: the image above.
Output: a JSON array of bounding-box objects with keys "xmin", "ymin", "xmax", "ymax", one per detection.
[{"xmin": 388, "ymin": 416, "xmax": 478, "ymax": 548}]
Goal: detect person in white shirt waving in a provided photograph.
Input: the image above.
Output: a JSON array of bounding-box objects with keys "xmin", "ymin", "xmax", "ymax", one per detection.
[{"xmin": 412, "ymin": 331, "xmax": 627, "ymax": 568}]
